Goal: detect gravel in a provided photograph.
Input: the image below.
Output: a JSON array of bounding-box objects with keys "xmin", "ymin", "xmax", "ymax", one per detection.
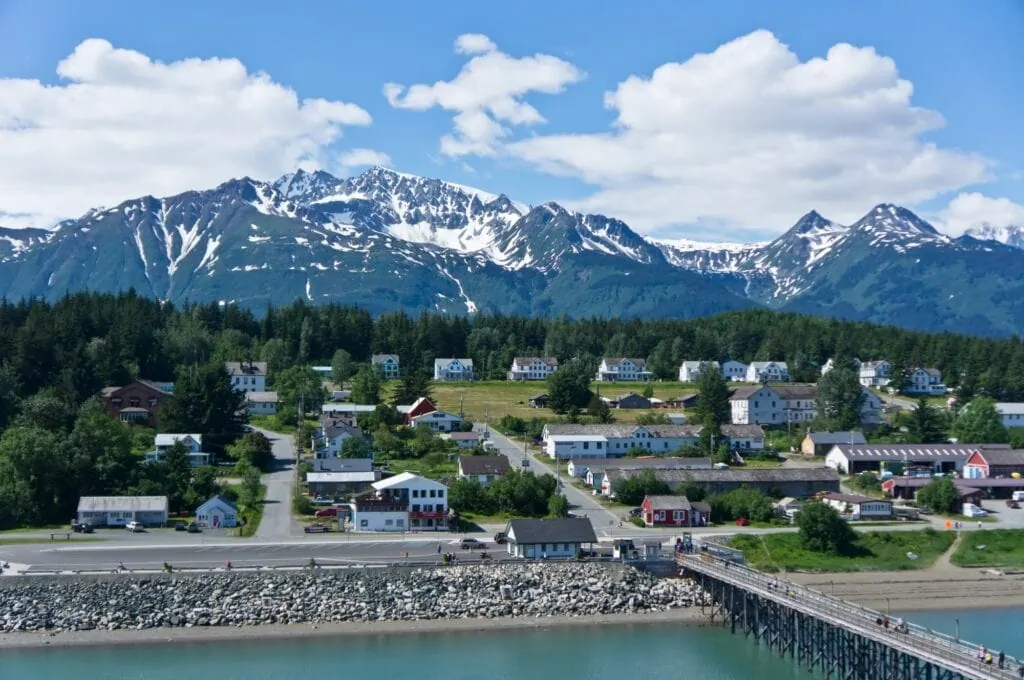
[{"xmin": 0, "ymin": 563, "xmax": 705, "ymax": 633}]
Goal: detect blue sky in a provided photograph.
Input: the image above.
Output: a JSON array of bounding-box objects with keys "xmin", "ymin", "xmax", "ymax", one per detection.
[{"xmin": 1, "ymin": 0, "xmax": 1022, "ymax": 240}]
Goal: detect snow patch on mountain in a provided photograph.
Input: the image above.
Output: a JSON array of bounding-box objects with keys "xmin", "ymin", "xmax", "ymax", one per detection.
[{"xmin": 964, "ymin": 224, "xmax": 1024, "ymax": 250}]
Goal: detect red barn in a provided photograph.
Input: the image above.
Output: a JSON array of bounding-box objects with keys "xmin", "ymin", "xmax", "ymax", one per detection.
[
  {"xmin": 401, "ymin": 397, "xmax": 437, "ymax": 424},
  {"xmin": 641, "ymin": 495, "xmax": 710, "ymax": 527},
  {"xmin": 964, "ymin": 448, "xmax": 1024, "ymax": 479}
]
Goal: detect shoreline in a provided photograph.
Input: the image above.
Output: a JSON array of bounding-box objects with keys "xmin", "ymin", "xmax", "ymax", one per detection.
[{"xmin": 0, "ymin": 608, "xmax": 710, "ymax": 650}]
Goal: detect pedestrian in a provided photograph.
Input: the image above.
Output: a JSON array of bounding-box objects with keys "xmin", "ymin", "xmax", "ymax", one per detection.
[
  {"xmin": 979, "ymin": 645, "xmax": 986, "ymax": 663},
  {"xmin": 999, "ymin": 651, "xmax": 1005, "ymax": 669},
  {"xmin": 437, "ymin": 543, "xmax": 442, "ymax": 554},
  {"xmin": 977, "ymin": 521, "xmax": 983, "ymax": 529}
]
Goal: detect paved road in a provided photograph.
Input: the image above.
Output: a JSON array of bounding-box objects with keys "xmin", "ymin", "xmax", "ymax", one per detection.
[
  {"xmin": 253, "ymin": 427, "xmax": 297, "ymax": 540},
  {"xmin": 479, "ymin": 426, "xmax": 622, "ymax": 530}
]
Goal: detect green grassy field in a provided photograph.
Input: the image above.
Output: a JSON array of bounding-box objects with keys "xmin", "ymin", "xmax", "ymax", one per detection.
[
  {"xmin": 950, "ymin": 529, "xmax": 1024, "ymax": 567},
  {"xmin": 426, "ymin": 380, "xmax": 697, "ymax": 424},
  {"xmin": 732, "ymin": 530, "xmax": 955, "ymax": 573}
]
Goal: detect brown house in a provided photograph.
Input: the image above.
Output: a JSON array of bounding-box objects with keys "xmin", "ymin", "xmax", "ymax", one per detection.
[{"xmin": 100, "ymin": 379, "xmax": 172, "ymax": 427}]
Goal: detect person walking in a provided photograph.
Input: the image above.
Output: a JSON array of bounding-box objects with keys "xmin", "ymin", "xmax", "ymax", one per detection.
[{"xmin": 998, "ymin": 651, "xmax": 1005, "ymax": 669}]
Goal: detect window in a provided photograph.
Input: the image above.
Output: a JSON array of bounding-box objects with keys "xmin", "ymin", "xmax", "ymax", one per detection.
[
  {"xmin": 360, "ymin": 519, "xmax": 368, "ymax": 527},
  {"xmin": 111, "ymin": 397, "xmax": 122, "ymax": 405},
  {"xmin": 412, "ymin": 504, "xmax": 420, "ymax": 512},
  {"xmin": 437, "ymin": 490, "xmax": 444, "ymax": 498},
  {"xmin": 655, "ymin": 511, "xmax": 665, "ymax": 521},
  {"xmin": 129, "ymin": 397, "xmax": 141, "ymax": 407},
  {"xmin": 396, "ymin": 519, "xmax": 405, "ymax": 527},
  {"xmin": 583, "ymin": 442, "xmax": 589, "ymax": 450},
  {"xmin": 412, "ymin": 490, "xmax": 419, "ymax": 498},
  {"xmin": 429, "ymin": 489, "xmax": 436, "ymax": 498},
  {"xmin": 385, "ymin": 519, "xmax": 393, "ymax": 526}
]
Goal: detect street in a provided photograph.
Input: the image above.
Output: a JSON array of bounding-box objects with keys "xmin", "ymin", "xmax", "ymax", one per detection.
[{"xmin": 253, "ymin": 427, "xmax": 298, "ymax": 539}]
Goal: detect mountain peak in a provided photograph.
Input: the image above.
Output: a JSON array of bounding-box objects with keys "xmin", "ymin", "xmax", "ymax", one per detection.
[
  {"xmin": 787, "ymin": 210, "xmax": 838, "ymax": 236},
  {"xmin": 856, "ymin": 204, "xmax": 939, "ymax": 236}
]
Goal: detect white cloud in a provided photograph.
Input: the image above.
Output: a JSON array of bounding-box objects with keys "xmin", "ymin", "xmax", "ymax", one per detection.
[
  {"xmin": 938, "ymin": 192, "xmax": 1024, "ymax": 236},
  {"xmin": 454, "ymin": 33, "xmax": 497, "ymax": 56},
  {"xmin": 495, "ymin": 30, "xmax": 987, "ymax": 237},
  {"xmin": 0, "ymin": 39, "xmax": 371, "ymax": 226},
  {"xmin": 384, "ymin": 33, "xmax": 584, "ymax": 157},
  {"xmin": 338, "ymin": 148, "xmax": 392, "ymax": 169}
]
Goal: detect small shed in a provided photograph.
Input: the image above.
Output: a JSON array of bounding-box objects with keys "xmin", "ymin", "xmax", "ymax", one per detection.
[
  {"xmin": 529, "ymin": 394, "xmax": 549, "ymax": 408},
  {"xmin": 614, "ymin": 392, "xmax": 652, "ymax": 410},
  {"xmin": 195, "ymin": 495, "xmax": 239, "ymax": 529}
]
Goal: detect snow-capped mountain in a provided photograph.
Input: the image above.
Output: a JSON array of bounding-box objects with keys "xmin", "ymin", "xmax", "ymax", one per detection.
[
  {"xmin": 964, "ymin": 224, "xmax": 1024, "ymax": 250},
  {"xmin": 2, "ymin": 167, "xmax": 1024, "ymax": 335}
]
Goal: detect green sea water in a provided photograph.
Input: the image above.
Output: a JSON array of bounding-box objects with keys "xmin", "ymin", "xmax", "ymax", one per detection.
[{"xmin": 3, "ymin": 610, "xmax": 1021, "ymax": 680}]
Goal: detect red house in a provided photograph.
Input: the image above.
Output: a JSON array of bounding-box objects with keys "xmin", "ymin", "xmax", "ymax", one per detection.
[
  {"xmin": 964, "ymin": 448, "xmax": 1024, "ymax": 479},
  {"xmin": 401, "ymin": 397, "xmax": 438, "ymax": 424},
  {"xmin": 641, "ymin": 495, "xmax": 710, "ymax": 528}
]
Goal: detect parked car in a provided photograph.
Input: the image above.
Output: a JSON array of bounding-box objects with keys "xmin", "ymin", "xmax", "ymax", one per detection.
[
  {"xmin": 628, "ymin": 507, "xmax": 643, "ymax": 518},
  {"xmin": 315, "ymin": 507, "xmax": 338, "ymax": 518},
  {"xmin": 461, "ymin": 537, "xmax": 486, "ymax": 550},
  {"xmin": 186, "ymin": 522, "xmax": 201, "ymax": 533},
  {"xmin": 962, "ymin": 503, "xmax": 988, "ymax": 518},
  {"xmin": 1006, "ymin": 499, "xmax": 1020, "ymax": 509},
  {"xmin": 493, "ymin": 532, "xmax": 507, "ymax": 544},
  {"xmin": 174, "ymin": 521, "xmax": 187, "ymax": 531},
  {"xmin": 125, "ymin": 521, "xmax": 144, "ymax": 532},
  {"xmin": 304, "ymin": 523, "xmax": 332, "ymax": 534},
  {"xmin": 735, "ymin": 517, "xmax": 749, "ymax": 527},
  {"xmin": 71, "ymin": 522, "xmax": 94, "ymax": 534},
  {"xmin": 312, "ymin": 496, "xmax": 334, "ymax": 505}
]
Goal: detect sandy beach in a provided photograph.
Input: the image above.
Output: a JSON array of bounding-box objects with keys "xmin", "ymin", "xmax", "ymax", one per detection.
[{"xmin": 0, "ymin": 608, "xmax": 710, "ymax": 650}]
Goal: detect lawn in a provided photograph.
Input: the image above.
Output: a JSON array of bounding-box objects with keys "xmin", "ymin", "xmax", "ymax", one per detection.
[
  {"xmin": 425, "ymin": 380, "xmax": 697, "ymax": 425},
  {"xmin": 731, "ymin": 530, "xmax": 955, "ymax": 573},
  {"xmin": 381, "ymin": 456, "xmax": 457, "ymax": 479},
  {"xmin": 950, "ymin": 529, "xmax": 1024, "ymax": 567}
]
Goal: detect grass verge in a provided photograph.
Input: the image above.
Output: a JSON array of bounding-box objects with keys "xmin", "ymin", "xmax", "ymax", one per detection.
[
  {"xmin": 731, "ymin": 529, "xmax": 955, "ymax": 573},
  {"xmin": 235, "ymin": 483, "xmax": 267, "ymax": 538},
  {"xmin": 950, "ymin": 529, "xmax": 1024, "ymax": 567}
]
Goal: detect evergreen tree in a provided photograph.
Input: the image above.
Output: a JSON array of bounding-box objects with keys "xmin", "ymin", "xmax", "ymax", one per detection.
[
  {"xmin": 586, "ymin": 394, "xmax": 612, "ymax": 423},
  {"xmin": 350, "ymin": 365, "xmax": 382, "ymax": 405},
  {"xmin": 816, "ymin": 367, "xmax": 864, "ymax": 430},
  {"xmin": 330, "ymin": 349, "xmax": 354, "ymax": 384},
  {"xmin": 160, "ymin": 362, "xmax": 246, "ymax": 452},
  {"xmin": 952, "ymin": 396, "xmax": 1010, "ymax": 443},
  {"xmin": 392, "ymin": 369, "xmax": 433, "ymax": 406},
  {"xmin": 907, "ymin": 398, "xmax": 946, "ymax": 444},
  {"xmin": 275, "ymin": 365, "xmax": 327, "ymax": 425},
  {"xmin": 163, "ymin": 440, "xmax": 194, "ymax": 512},
  {"xmin": 694, "ymin": 362, "xmax": 729, "ymax": 453},
  {"xmin": 546, "ymin": 361, "xmax": 593, "ymax": 414},
  {"xmin": 0, "ymin": 364, "xmax": 20, "ymax": 431}
]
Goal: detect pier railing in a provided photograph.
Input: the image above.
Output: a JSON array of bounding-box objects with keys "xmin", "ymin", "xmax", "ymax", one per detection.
[{"xmin": 678, "ymin": 552, "xmax": 1021, "ymax": 680}]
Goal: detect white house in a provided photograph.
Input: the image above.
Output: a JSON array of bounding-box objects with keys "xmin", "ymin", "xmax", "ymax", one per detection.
[
  {"xmin": 351, "ymin": 472, "xmax": 448, "ymax": 532},
  {"xmin": 457, "ymin": 455, "xmax": 511, "ymax": 483},
  {"xmin": 905, "ymin": 368, "xmax": 946, "ymax": 395},
  {"xmin": 195, "ymin": 495, "xmax": 239, "ymax": 529},
  {"xmin": 859, "ymin": 360, "xmax": 891, "ymax": 388},
  {"xmin": 444, "ymin": 431, "xmax": 481, "ymax": 449},
  {"xmin": 507, "ymin": 356, "xmax": 559, "ymax": 381},
  {"xmin": 821, "ymin": 494, "xmax": 893, "ymax": 519},
  {"xmin": 77, "ymin": 496, "xmax": 168, "ymax": 527},
  {"xmin": 678, "ymin": 361, "xmax": 719, "ymax": 383},
  {"xmin": 146, "ymin": 434, "xmax": 210, "ymax": 467},
  {"xmin": 372, "ymin": 354, "xmax": 401, "ymax": 379},
  {"xmin": 318, "ymin": 418, "xmax": 363, "ymax": 457},
  {"xmin": 745, "ymin": 361, "xmax": 790, "ymax": 383},
  {"xmin": 245, "ymin": 391, "xmax": 279, "ymax": 416},
  {"xmin": 433, "ymin": 358, "xmax": 474, "ymax": 382},
  {"xmin": 410, "ymin": 410, "xmax": 463, "ymax": 433},
  {"xmin": 542, "ymin": 423, "xmax": 764, "ymax": 460},
  {"xmin": 994, "ymin": 403, "xmax": 1024, "ymax": 429},
  {"xmin": 321, "ymin": 403, "xmax": 377, "ymax": 427},
  {"xmin": 595, "ymin": 358, "xmax": 652, "ymax": 382},
  {"xmin": 730, "ymin": 385, "xmax": 882, "ymax": 426},
  {"xmin": 226, "ymin": 361, "xmax": 267, "ymax": 393},
  {"xmin": 722, "ymin": 360, "xmax": 749, "ymax": 382},
  {"xmin": 504, "ymin": 517, "xmax": 597, "ymax": 559}
]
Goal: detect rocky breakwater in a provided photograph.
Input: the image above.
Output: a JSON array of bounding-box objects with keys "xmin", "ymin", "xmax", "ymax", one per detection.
[{"xmin": 0, "ymin": 563, "xmax": 705, "ymax": 633}]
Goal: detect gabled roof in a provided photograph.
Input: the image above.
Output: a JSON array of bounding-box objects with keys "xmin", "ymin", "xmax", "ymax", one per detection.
[
  {"xmin": 322, "ymin": 403, "xmax": 377, "ymax": 414},
  {"xmin": 196, "ymin": 495, "xmax": 238, "ymax": 512},
  {"xmin": 246, "ymin": 391, "xmax": 279, "ymax": 403},
  {"xmin": 310, "ymin": 457, "xmax": 373, "ymax": 472},
  {"xmin": 749, "ymin": 361, "xmax": 788, "ymax": 370},
  {"xmin": 969, "ymin": 448, "xmax": 1024, "ymax": 467},
  {"xmin": 729, "ymin": 385, "xmax": 774, "ymax": 400},
  {"xmin": 225, "ymin": 361, "xmax": 268, "ymax": 376},
  {"xmin": 448, "ymin": 431, "xmax": 480, "ymax": 440},
  {"xmin": 434, "ymin": 358, "xmax": 473, "ymax": 369},
  {"xmin": 505, "ymin": 518, "xmax": 597, "ymax": 545},
  {"xmin": 601, "ymin": 357, "xmax": 647, "ymax": 368},
  {"xmin": 154, "ymin": 433, "xmax": 202, "ymax": 447},
  {"xmin": 644, "ymin": 495, "xmax": 691, "ymax": 510},
  {"xmin": 322, "ymin": 420, "xmax": 361, "ymax": 440},
  {"xmin": 371, "ymin": 354, "xmax": 399, "ymax": 364},
  {"xmin": 307, "ymin": 471, "xmax": 379, "ymax": 483},
  {"xmin": 772, "ymin": 385, "xmax": 817, "ymax": 399},
  {"xmin": 101, "ymin": 379, "xmax": 172, "ymax": 398},
  {"xmin": 822, "ymin": 492, "xmax": 889, "ymax": 505},
  {"xmin": 610, "ymin": 467, "xmax": 840, "ymax": 484},
  {"xmin": 722, "ymin": 424, "xmax": 766, "ymax": 439},
  {"xmin": 806, "ymin": 431, "xmax": 867, "ymax": 446},
  {"xmin": 576, "ymin": 457, "xmax": 712, "ymax": 472},
  {"xmin": 679, "ymin": 361, "xmax": 719, "ymax": 370},
  {"xmin": 373, "ymin": 471, "xmax": 446, "ymax": 490},
  {"xmin": 995, "ymin": 403, "xmax": 1024, "ymax": 416},
  {"xmin": 511, "ymin": 356, "xmax": 558, "ymax": 368},
  {"xmin": 830, "ymin": 443, "xmax": 1006, "ymax": 461},
  {"xmin": 458, "ymin": 455, "xmax": 512, "ymax": 476}
]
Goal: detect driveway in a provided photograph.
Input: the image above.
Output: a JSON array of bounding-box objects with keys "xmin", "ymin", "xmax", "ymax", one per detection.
[
  {"xmin": 252, "ymin": 427, "xmax": 297, "ymax": 539},
  {"xmin": 479, "ymin": 426, "xmax": 623, "ymax": 531}
]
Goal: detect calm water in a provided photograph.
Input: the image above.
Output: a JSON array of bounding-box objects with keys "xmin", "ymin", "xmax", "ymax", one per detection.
[{"xmin": 3, "ymin": 610, "xmax": 1021, "ymax": 680}]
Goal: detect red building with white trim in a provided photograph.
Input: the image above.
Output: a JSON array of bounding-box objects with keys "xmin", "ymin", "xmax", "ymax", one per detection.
[{"xmin": 641, "ymin": 495, "xmax": 710, "ymax": 527}]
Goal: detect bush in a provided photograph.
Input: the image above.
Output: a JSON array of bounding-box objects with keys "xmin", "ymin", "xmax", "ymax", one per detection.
[
  {"xmin": 797, "ymin": 501, "xmax": 856, "ymax": 555},
  {"xmin": 629, "ymin": 516, "xmax": 645, "ymax": 528},
  {"xmin": 917, "ymin": 477, "xmax": 959, "ymax": 514},
  {"xmin": 293, "ymin": 495, "xmax": 314, "ymax": 516},
  {"xmin": 708, "ymin": 487, "xmax": 775, "ymax": 523},
  {"xmin": 848, "ymin": 472, "xmax": 882, "ymax": 495},
  {"xmin": 611, "ymin": 469, "xmax": 671, "ymax": 506}
]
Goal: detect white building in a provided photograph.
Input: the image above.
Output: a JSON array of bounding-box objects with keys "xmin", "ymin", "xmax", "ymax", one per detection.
[
  {"xmin": 858, "ymin": 360, "xmax": 891, "ymax": 388},
  {"xmin": 823, "ymin": 443, "xmax": 991, "ymax": 475},
  {"xmin": 226, "ymin": 361, "xmax": 267, "ymax": 393},
  {"xmin": 433, "ymin": 358, "xmax": 474, "ymax": 382},
  {"xmin": 444, "ymin": 431, "xmax": 481, "ymax": 449},
  {"xmin": 507, "ymin": 356, "xmax": 559, "ymax": 381},
  {"xmin": 145, "ymin": 434, "xmax": 210, "ymax": 467},
  {"xmin": 542, "ymin": 423, "xmax": 764, "ymax": 460},
  {"xmin": 995, "ymin": 403, "xmax": 1024, "ymax": 429},
  {"xmin": 722, "ymin": 361, "xmax": 749, "ymax": 382},
  {"xmin": 457, "ymin": 455, "xmax": 511, "ymax": 484},
  {"xmin": 351, "ymin": 472, "xmax": 448, "ymax": 532},
  {"xmin": 678, "ymin": 361, "xmax": 719, "ymax": 383},
  {"xmin": 76, "ymin": 496, "xmax": 168, "ymax": 527},
  {"xmin": 730, "ymin": 385, "xmax": 883, "ymax": 426},
  {"xmin": 372, "ymin": 354, "xmax": 401, "ymax": 379},
  {"xmin": 905, "ymin": 368, "xmax": 947, "ymax": 395},
  {"xmin": 745, "ymin": 361, "xmax": 790, "ymax": 383},
  {"xmin": 821, "ymin": 493, "xmax": 893, "ymax": 519},
  {"xmin": 311, "ymin": 366, "xmax": 332, "ymax": 378},
  {"xmin": 318, "ymin": 418, "xmax": 363, "ymax": 457},
  {"xmin": 409, "ymin": 410, "xmax": 463, "ymax": 433},
  {"xmin": 321, "ymin": 403, "xmax": 377, "ymax": 427},
  {"xmin": 245, "ymin": 391, "xmax": 279, "ymax": 416},
  {"xmin": 504, "ymin": 518, "xmax": 597, "ymax": 559},
  {"xmin": 195, "ymin": 495, "xmax": 239, "ymax": 529},
  {"xmin": 594, "ymin": 358, "xmax": 652, "ymax": 382}
]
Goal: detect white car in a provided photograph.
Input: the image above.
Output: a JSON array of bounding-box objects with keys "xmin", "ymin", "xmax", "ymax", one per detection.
[
  {"xmin": 962, "ymin": 503, "xmax": 988, "ymax": 518},
  {"xmin": 125, "ymin": 521, "xmax": 144, "ymax": 532}
]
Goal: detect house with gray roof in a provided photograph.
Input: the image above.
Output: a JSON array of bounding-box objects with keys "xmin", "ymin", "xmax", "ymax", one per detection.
[
  {"xmin": 433, "ymin": 358, "xmax": 474, "ymax": 382},
  {"xmin": 504, "ymin": 518, "xmax": 597, "ymax": 559},
  {"xmin": 801, "ymin": 431, "xmax": 867, "ymax": 456},
  {"xmin": 371, "ymin": 354, "xmax": 401, "ymax": 379},
  {"xmin": 77, "ymin": 496, "xmax": 168, "ymax": 528},
  {"xmin": 731, "ymin": 385, "xmax": 882, "ymax": 427}
]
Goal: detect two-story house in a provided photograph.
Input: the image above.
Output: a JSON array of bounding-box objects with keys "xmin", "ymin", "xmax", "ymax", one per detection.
[
  {"xmin": 722, "ymin": 361, "xmax": 749, "ymax": 382},
  {"xmin": 595, "ymin": 358, "xmax": 652, "ymax": 382},
  {"xmin": 100, "ymin": 379, "xmax": 173, "ymax": 426},
  {"xmin": 678, "ymin": 361, "xmax": 719, "ymax": 383},
  {"xmin": 731, "ymin": 385, "xmax": 883, "ymax": 426},
  {"xmin": 507, "ymin": 356, "xmax": 559, "ymax": 381},
  {"xmin": 145, "ymin": 433, "xmax": 210, "ymax": 467},
  {"xmin": 541, "ymin": 423, "xmax": 764, "ymax": 460},
  {"xmin": 226, "ymin": 361, "xmax": 268, "ymax": 393},
  {"xmin": 745, "ymin": 361, "xmax": 790, "ymax": 383},
  {"xmin": 457, "ymin": 455, "xmax": 511, "ymax": 483},
  {"xmin": 350, "ymin": 472, "xmax": 448, "ymax": 531},
  {"xmin": 409, "ymin": 410, "xmax": 463, "ymax": 433},
  {"xmin": 245, "ymin": 391, "xmax": 279, "ymax": 416},
  {"xmin": 371, "ymin": 354, "xmax": 401, "ymax": 379},
  {"xmin": 905, "ymin": 368, "xmax": 947, "ymax": 396},
  {"xmin": 994, "ymin": 403, "xmax": 1024, "ymax": 429},
  {"xmin": 433, "ymin": 358, "xmax": 474, "ymax": 382},
  {"xmin": 858, "ymin": 360, "xmax": 891, "ymax": 388},
  {"xmin": 317, "ymin": 417, "xmax": 364, "ymax": 458}
]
